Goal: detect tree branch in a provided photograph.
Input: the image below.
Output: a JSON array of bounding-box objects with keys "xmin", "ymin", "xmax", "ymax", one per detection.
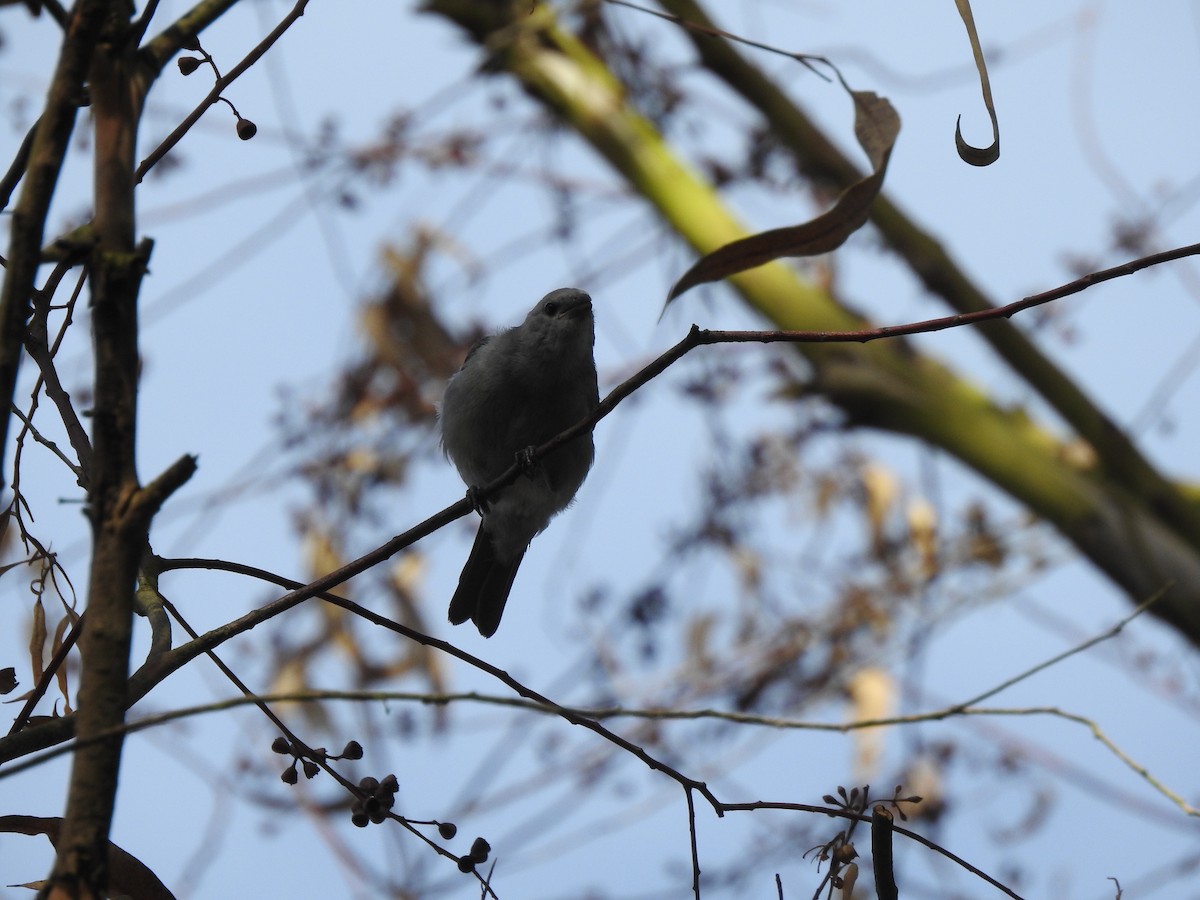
[
  {"xmin": 3, "ymin": 249, "xmax": 1197, "ymax": 773},
  {"xmin": 652, "ymin": 0, "xmax": 1200, "ymax": 551},
  {"xmin": 134, "ymin": 0, "xmax": 310, "ymax": 181},
  {"xmin": 47, "ymin": 6, "xmax": 153, "ymax": 892},
  {"xmin": 0, "ymin": 1, "xmax": 109, "ymax": 486},
  {"xmin": 426, "ymin": 0, "xmax": 1200, "ymax": 646}
]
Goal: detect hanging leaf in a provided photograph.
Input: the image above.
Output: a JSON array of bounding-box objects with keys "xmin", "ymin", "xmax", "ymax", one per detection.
[
  {"xmin": 666, "ymin": 89, "xmax": 900, "ymax": 304},
  {"xmin": 29, "ymin": 596, "xmax": 46, "ymax": 683},
  {"xmin": 51, "ymin": 612, "xmax": 74, "ymax": 713},
  {"xmin": 954, "ymin": 0, "xmax": 1000, "ymax": 166}
]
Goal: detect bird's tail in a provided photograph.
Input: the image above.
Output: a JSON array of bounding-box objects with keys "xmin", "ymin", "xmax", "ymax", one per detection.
[{"xmin": 448, "ymin": 525, "xmax": 525, "ymax": 638}]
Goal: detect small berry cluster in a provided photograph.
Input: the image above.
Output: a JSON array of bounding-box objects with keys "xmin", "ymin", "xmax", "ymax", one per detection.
[
  {"xmin": 457, "ymin": 836, "xmax": 492, "ymax": 873},
  {"xmin": 350, "ymin": 774, "xmax": 399, "ymax": 828},
  {"xmin": 271, "ymin": 736, "xmax": 362, "ymax": 784},
  {"xmin": 269, "ymin": 734, "xmax": 482, "ymax": 871}
]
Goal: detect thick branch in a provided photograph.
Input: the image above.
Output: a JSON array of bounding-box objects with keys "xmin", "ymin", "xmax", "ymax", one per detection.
[
  {"xmin": 427, "ymin": 0, "xmax": 1200, "ymax": 644},
  {"xmin": 46, "ymin": 6, "xmax": 152, "ymax": 894},
  {"xmin": 654, "ymin": 0, "xmax": 1200, "ymax": 549}
]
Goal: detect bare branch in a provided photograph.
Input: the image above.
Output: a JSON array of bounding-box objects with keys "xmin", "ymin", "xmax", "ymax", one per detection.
[
  {"xmin": 24, "ymin": 269, "xmax": 93, "ymax": 482},
  {"xmin": 135, "ymin": 0, "xmax": 311, "ymax": 181},
  {"xmin": 0, "ymin": 1, "xmax": 110, "ymax": 485}
]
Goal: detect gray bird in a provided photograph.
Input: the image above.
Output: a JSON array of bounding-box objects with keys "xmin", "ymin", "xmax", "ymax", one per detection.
[{"xmin": 440, "ymin": 288, "xmax": 599, "ymax": 637}]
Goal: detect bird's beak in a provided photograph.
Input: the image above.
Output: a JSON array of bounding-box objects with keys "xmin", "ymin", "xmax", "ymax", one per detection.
[{"xmin": 559, "ymin": 296, "xmax": 592, "ymax": 319}]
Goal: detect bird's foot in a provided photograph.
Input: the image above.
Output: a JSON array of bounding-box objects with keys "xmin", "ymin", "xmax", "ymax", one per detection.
[
  {"xmin": 466, "ymin": 485, "xmax": 490, "ymax": 515},
  {"xmin": 516, "ymin": 446, "xmax": 538, "ymax": 478}
]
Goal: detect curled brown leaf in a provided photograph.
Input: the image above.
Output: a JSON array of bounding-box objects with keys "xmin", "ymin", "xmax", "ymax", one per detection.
[
  {"xmin": 666, "ymin": 89, "xmax": 900, "ymax": 304},
  {"xmin": 954, "ymin": 0, "xmax": 1000, "ymax": 166}
]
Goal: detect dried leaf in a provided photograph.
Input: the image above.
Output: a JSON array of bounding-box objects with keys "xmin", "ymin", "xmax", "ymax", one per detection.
[
  {"xmin": 0, "ymin": 815, "xmax": 177, "ymax": 900},
  {"xmin": 730, "ymin": 545, "xmax": 762, "ymax": 591},
  {"xmin": 840, "ymin": 861, "xmax": 859, "ymax": 895},
  {"xmin": 848, "ymin": 667, "xmax": 895, "ymax": 778},
  {"xmin": 391, "ymin": 551, "xmax": 426, "ymax": 594},
  {"xmin": 907, "ymin": 497, "xmax": 939, "ymax": 580},
  {"xmin": 666, "ymin": 90, "xmax": 900, "ymax": 303},
  {"xmin": 51, "ymin": 613, "xmax": 73, "ymax": 714},
  {"xmin": 0, "ymin": 666, "xmax": 16, "ymax": 694},
  {"xmin": 861, "ymin": 461, "xmax": 898, "ymax": 554},
  {"xmin": 954, "ymin": 0, "xmax": 1000, "ymax": 166},
  {"xmin": 305, "ymin": 527, "xmax": 345, "ymax": 581},
  {"xmin": 29, "ymin": 597, "xmax": 46, "ymax": 683},
  {"xmin": 57, "ymin": 588, "xmax": 81, "ymax": 624}
]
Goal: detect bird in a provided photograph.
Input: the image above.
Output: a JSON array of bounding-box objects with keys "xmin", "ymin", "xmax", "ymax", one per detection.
[{"xmin": 439, "ymin": 288, "xmax": 599, "ymax": 637}]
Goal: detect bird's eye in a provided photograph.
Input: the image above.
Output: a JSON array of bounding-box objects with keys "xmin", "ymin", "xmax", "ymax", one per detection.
[{"xmin": 544, "ymin": 302, "xmax": 559, "ymax": 316}]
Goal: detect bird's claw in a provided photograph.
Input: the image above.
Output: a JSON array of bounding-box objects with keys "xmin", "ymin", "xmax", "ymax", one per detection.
[
  {"xmin": 466, "ymin": 485, "xmax": 490, "ymax": 515},
  {"xmin": 516, "ymin": 446, "xmax": 538, "ymax": 478}
]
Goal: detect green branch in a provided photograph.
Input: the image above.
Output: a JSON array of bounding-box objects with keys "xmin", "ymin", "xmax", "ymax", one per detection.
[{"xmin": 425, "ymin": 0, "xmax": 1200, "ymax": 644}]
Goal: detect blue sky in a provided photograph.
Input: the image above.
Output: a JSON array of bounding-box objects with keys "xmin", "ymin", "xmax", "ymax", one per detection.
[{"xmin": 3, "ymin": 2, "xmax": 1200, "ymax": 897}]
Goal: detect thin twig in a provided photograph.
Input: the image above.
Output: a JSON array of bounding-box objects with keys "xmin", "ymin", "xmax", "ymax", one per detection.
[
  {"xmin": 23, "ymin": 268, "xmax": 93, "ymax": 481},
  {"xmin": 41, "ymin": 0, "xmax": 69, "ymax": 28},
  {"xmin": 602, "ymin": 0, "xmax": 830, "ymax": 81},
  {"xmin": 719, "ymin": 800, "xmax": 1023, "ymax": 899},
  {"xmin": 130, "ymin": 0, "xmax": 161, "ymax": 46},
  {"xmin": 156, "ymin": 593, "xmax": 462, "ymax": 865},
  {"xmin": 0, "ymin": 115, "xmax": 40, "ymax": 213},
  {"xmin": 527, "ymin": 240, "xmax": 1200, "ymax": 473},
  {"xmin": 686, "ymin": 786, "xmax": 702, "ymax": 898},
  {"xmin": 948, "ymin": 585, "xmax": 1169, "ymax": 711},
  {"xmin": 7, "ymin": 405, "xmax": 82, "ymax": 477},
  {"xmin": 149, "ymin": 554, "xmax": 726, "ymax": 813},
  {"xmin": 6, "ymin": 613, "xmax": 84, "ymax": 737},
  {"xmin": 135, "ymin": 0, "xmax": 310, "ymax": 181}
]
